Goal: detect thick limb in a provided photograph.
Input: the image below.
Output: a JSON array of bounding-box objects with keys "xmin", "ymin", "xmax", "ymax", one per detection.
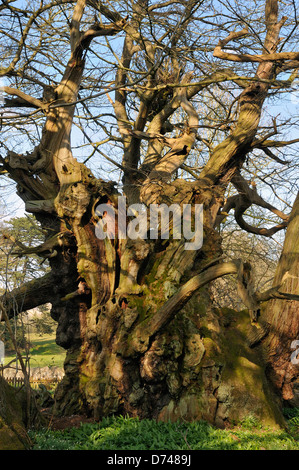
[{"xmin": 1, "ymin": 272, "xmax": 59, "ymax": 319}]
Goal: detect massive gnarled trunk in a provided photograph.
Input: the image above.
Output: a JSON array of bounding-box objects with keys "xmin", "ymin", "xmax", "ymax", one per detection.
[
  {"xmin": 49, "ymin": 185, "xmax": 284, "ymax": 428},
  {"xmin": 3, "ymin": 168, "xmax": 285, "ymax": 427}
]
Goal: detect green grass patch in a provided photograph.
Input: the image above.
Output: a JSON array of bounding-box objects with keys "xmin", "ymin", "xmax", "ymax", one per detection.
[
  {"xmin": 29, "ymin": 411, "xmax": 299, "ymax": 451},
  {"xmin": 4, "ymin": 333, "xmax": 65, "ymax": 369}
]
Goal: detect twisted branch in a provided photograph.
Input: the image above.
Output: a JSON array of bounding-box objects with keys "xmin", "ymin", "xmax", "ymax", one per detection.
[{"xmin": 217, "ymin": 172, "xmax": 289, "ymax": 237}]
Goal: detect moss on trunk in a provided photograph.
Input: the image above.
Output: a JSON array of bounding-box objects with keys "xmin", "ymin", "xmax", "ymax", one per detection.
[{"xmin": 0, "ymin": 377, "xmax": 32, "ymax": 450}]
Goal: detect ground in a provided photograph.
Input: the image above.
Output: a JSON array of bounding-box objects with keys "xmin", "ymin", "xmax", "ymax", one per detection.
[{"xmin": 41, "ymin": 409, "xmax": 95, "ymax": 430}]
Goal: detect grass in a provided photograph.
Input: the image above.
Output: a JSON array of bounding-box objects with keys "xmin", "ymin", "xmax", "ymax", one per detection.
[
  {"xmin": 4, "ymin": 333, "xmax": 66, "ymax": 369},
  {"xmin": 28, "ymin": 411, "xmax": 299, "ymax": 451}
]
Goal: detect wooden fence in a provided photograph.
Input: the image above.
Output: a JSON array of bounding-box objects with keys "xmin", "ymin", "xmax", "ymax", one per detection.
[{"xmin": 4, "ymin": 376, "xmax": 60, "ymax": 390}]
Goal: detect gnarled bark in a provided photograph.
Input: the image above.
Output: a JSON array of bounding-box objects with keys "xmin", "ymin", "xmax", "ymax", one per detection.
[{"xmin": 262, "ymin": 193, "xmax": 299, "ymax": 406}]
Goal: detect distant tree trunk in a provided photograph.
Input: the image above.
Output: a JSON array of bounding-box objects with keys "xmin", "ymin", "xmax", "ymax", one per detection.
[{"xmin": 263, "ymin": 193, "xmax": 299, "ymax": 407}]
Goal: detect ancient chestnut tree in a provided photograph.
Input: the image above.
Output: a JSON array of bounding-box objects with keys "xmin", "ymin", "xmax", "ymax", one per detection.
[{"xmin": 0, "ymin": 0, "xmax": 299, "ymax": 426}]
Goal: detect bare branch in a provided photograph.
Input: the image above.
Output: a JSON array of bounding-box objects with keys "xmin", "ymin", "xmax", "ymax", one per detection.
[
  {"xmin": 70, "ymin": 0, "xmax": 87, "ymax": 52},
  {"xmin": 0, "ymin": 273, "xmax": 57, "ymax": 319},
  {"xmin": 232, "ymin": 172, "xmax": 289, "ymax": 221},
  {"xmin": 2, "ymin": 86, "xmax": 45, "ymax": 110},
  {"xmin": 212, "ymin": 20, "xmax": 299, "ymax": 65}
]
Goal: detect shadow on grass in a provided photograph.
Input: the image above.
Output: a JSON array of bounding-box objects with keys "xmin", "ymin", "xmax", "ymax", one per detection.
[{"xmin": 5, "ymin": 335, "xmax": 66, "ymax": 368}]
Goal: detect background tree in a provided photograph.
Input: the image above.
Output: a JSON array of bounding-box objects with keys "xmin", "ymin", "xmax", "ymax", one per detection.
[
  {"xmin": 0, "ymin": 215, "xmax": 51, "ymax": 370},
  {"xmin": 0, "ymin": 0, "xmax": 298, "ymax": 426}
]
